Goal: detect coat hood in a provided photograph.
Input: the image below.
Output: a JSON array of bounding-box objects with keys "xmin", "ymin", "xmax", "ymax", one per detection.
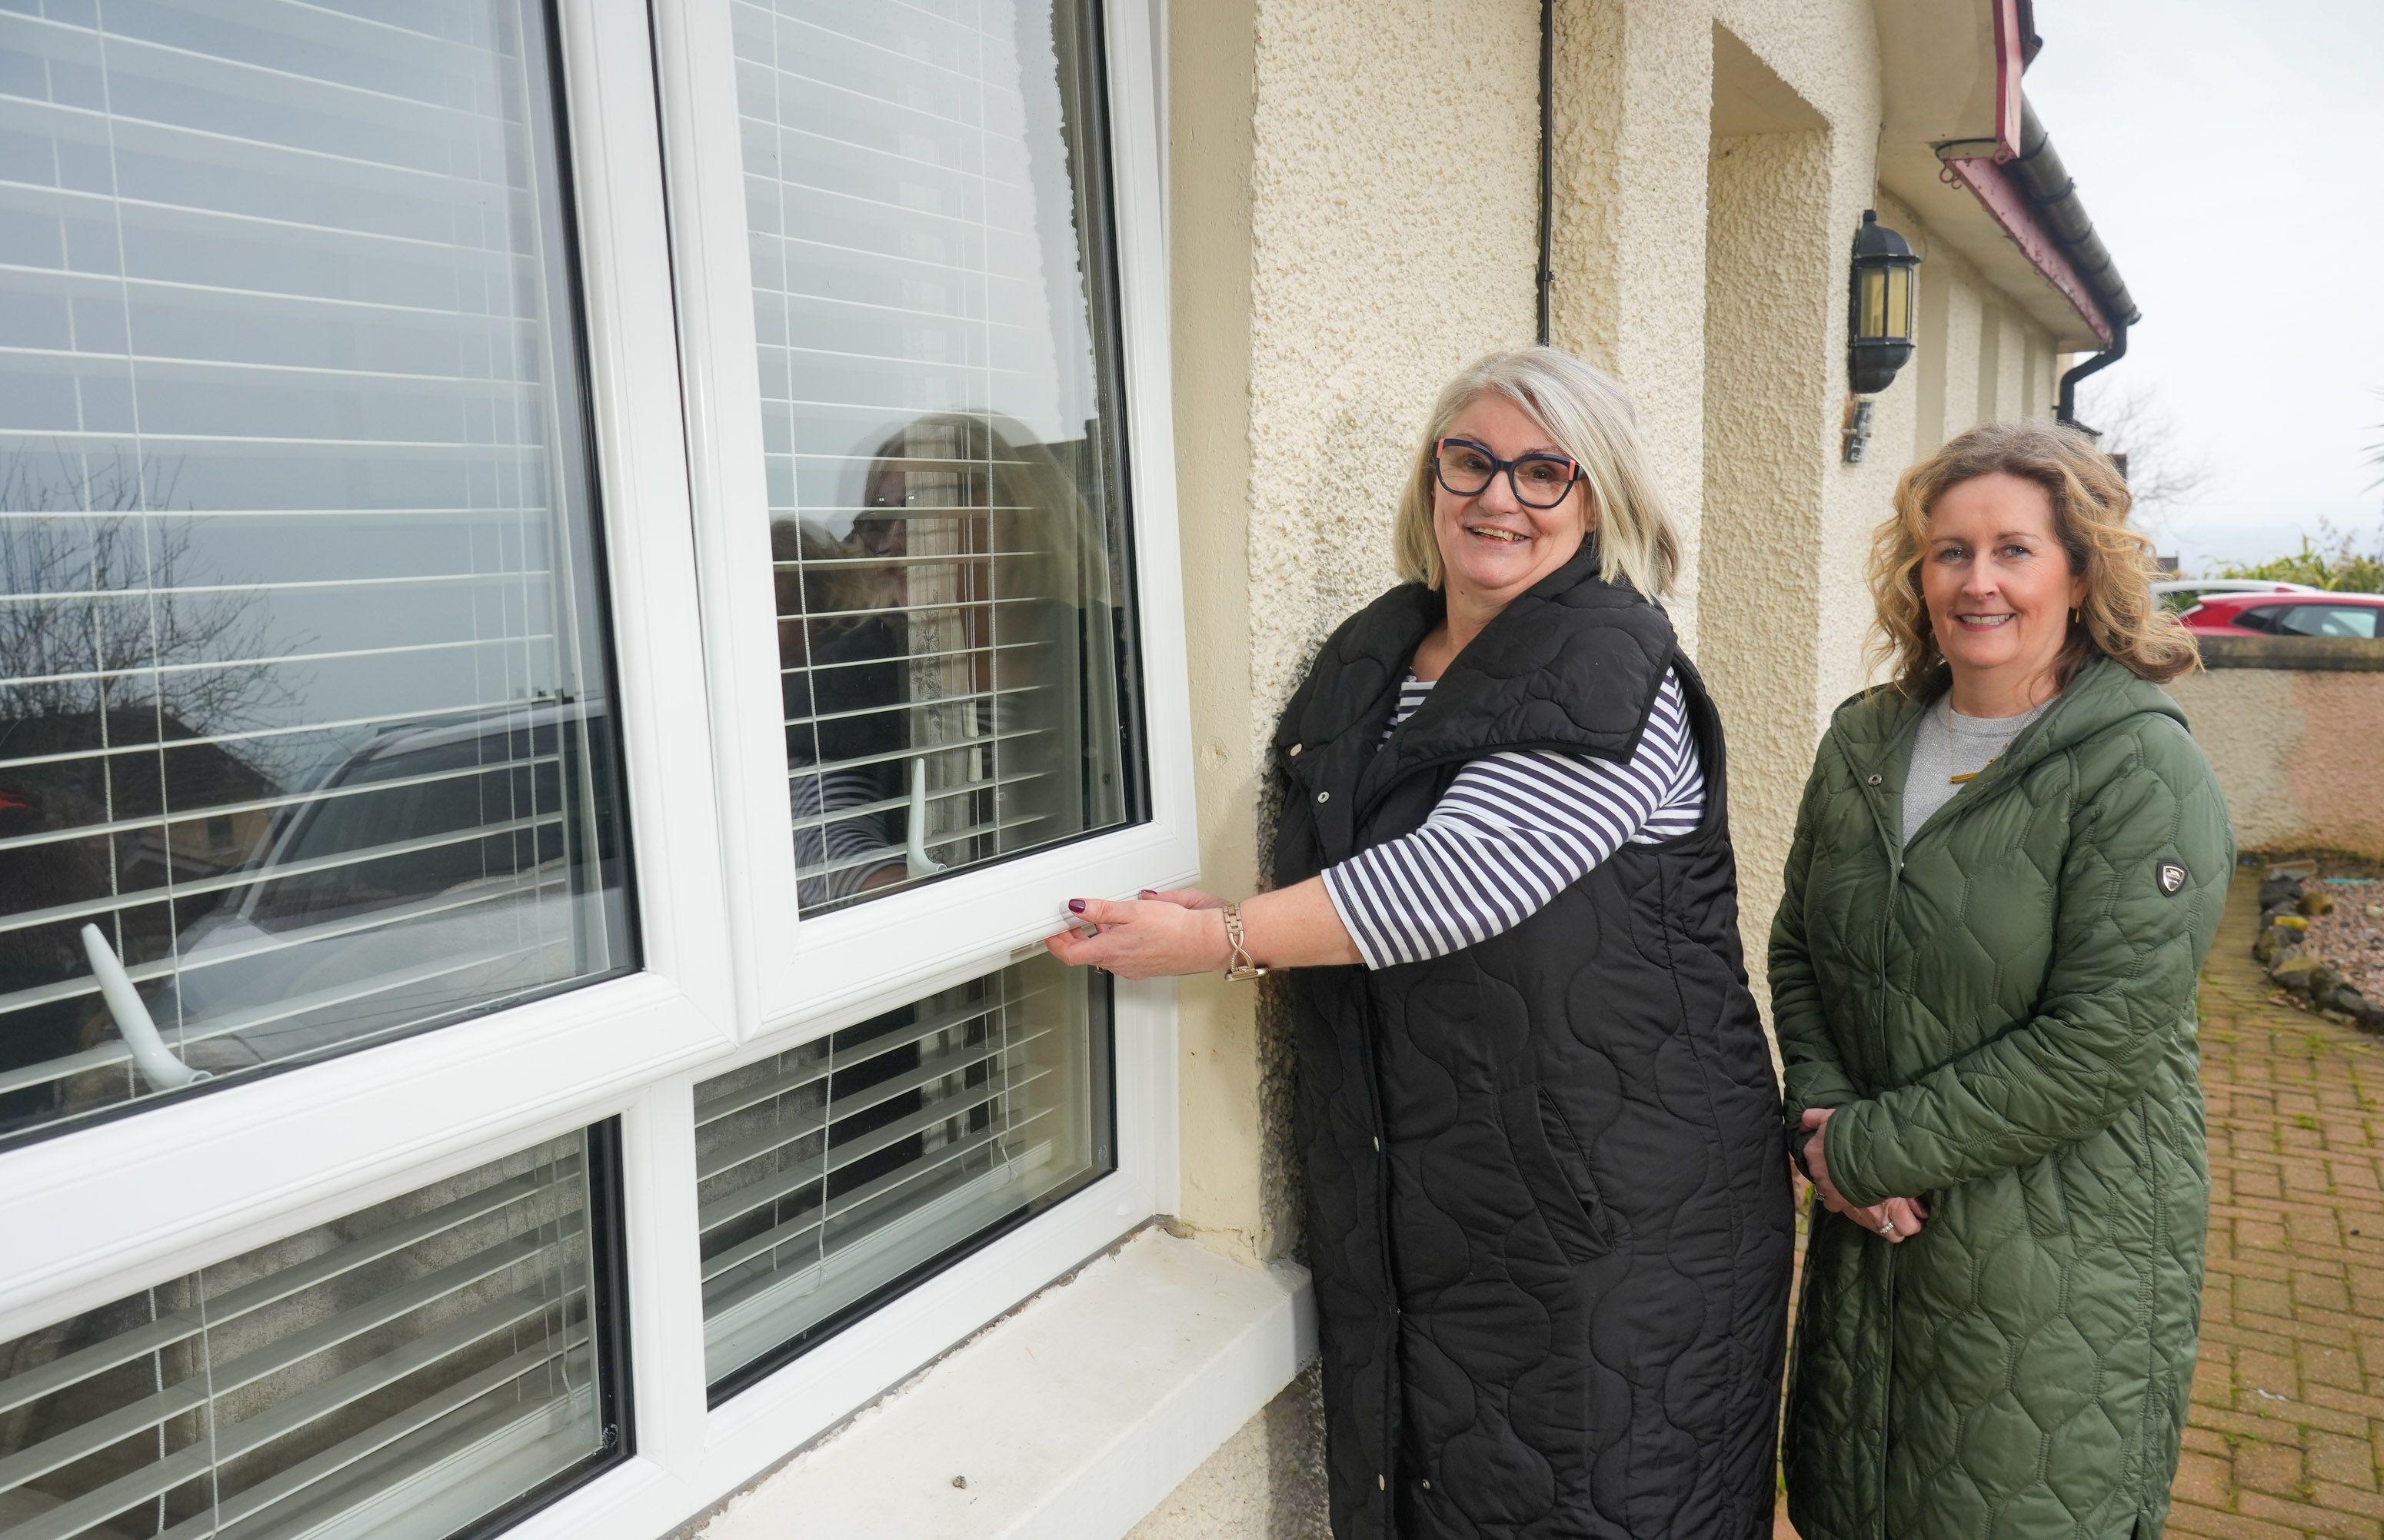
[{"xmin": 1830, "ymin": 653, "xmax": 2189, "ymax": 820}]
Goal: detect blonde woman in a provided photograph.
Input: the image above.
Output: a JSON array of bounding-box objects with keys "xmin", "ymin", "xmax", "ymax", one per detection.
[
  {"xmin": 1774, "ymin": 421, "xmax": 2233, "ymax": 1540},
  {"xmin": 1047, "ymin": 348, "xmax": 1793, "ymax": 1538}
]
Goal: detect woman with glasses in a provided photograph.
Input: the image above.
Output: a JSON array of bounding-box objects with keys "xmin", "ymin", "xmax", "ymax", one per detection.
[{"xmin": 1046, "ymin": 348, "xmax": 1793, "ymax": 1538}]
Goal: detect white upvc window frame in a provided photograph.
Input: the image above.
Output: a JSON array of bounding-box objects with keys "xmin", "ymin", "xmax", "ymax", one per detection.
[
  {"xmin": 0, "ymin": 1, "xmax": 1190, "ymax": 1538},
  {"xmin": 0, "ymin": 0, "xmax": 738, "ymax": 1335},
  {"xmin": 652, "ymin": 0, "xmax": 1199, "ymax": 1040}
]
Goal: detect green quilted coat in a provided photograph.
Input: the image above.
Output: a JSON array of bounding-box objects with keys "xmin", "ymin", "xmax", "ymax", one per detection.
[{"xmin": 1773, "ymin": 655, "xmax": 2234, "ymax": 1540}]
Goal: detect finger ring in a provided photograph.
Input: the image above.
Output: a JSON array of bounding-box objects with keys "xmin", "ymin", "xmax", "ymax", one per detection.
[{"xmin": 1878, "ymin": 1219, "xmax": 1898, "ymax": 1237}]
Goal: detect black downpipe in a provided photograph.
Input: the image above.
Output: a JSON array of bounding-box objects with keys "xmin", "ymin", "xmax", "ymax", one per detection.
[
  {"xmin": 1535, "ymin": 0, "xmax": 1553, "ymax": 344},
  {"xmin": 2056, "ymin": 320, "xmax": 2126, "ymax": 433}
]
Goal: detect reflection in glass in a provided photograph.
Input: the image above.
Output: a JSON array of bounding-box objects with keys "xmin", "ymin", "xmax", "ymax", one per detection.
[
  {"xmin": 694, "ymin": 954, "xmax": 1111, "ymax": 1396},
  {"xmin": 0, "ymin": 1, "xmax": 631, "ymax": 1145},
  {"xmin": 734, "ymin": 0, "xmax": 1145, "ymax": 912},
  {"xmin": 0, "ymin": 1126, "xmax": 623, "ymax": 1540}
]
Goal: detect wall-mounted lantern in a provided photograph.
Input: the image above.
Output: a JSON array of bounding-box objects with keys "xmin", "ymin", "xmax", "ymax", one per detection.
[
  {"xmin": 1848, "ymin": 210, "xmax": 1919, "ymax": 394},
  {"xmin": 1842, "ymin": 209, "xmax": 1920, "ymax": 462}
]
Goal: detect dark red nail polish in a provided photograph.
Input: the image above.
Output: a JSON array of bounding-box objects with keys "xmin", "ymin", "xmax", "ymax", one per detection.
[{"xmin": 1068, "ymin": 899, "xmax": 1086, "ymax": 914}]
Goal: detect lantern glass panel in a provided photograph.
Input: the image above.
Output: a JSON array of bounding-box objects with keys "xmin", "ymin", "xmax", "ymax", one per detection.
[
  {"xmin": 1859, "ymin": 268, "xmax": 1888, "ymax": 340},
  {"xmin": 1887, "ymin": 266, "xmax": 1914, "ymax": 342}
]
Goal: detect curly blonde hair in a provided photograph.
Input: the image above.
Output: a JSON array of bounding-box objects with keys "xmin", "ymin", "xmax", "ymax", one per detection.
[{"xmin": 1867, "ymin": 420, "xmax": 2199, "ymax": 697}]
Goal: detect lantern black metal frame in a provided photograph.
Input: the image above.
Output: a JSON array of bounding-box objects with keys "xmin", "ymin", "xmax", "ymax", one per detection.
[{"xmin": 1847, "ymin": 208, "xmax": 1920, "ymax": 396}]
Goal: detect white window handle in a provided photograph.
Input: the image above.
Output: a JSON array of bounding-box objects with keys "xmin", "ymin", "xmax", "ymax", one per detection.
[
  {"xmin": 905, "ymin": 757, "xmax": 947, "ymax": 880},
  {"xmin": 80, "ymin": 923, "xmax": 211, "ymax": 1089}
]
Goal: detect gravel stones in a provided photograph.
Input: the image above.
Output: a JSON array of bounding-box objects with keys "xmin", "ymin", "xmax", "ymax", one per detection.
[{"xmin": 2256, "ymin": 866, "xmax": 2384, "ymax": 1034}]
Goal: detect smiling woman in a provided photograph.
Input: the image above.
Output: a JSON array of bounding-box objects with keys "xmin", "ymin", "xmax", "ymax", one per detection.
[
  {"xmin": 1775, "ymin": 419, "xmax": 2233, "ymax": 1540},
  {"xmin": 1043, "ymin": 348, "xmax": 1793, "ymax": 1538}
]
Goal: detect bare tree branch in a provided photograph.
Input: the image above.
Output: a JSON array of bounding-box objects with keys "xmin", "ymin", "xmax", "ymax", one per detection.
[{"xmin": 2076, "ymin": 380, "xmax": 2215, "ymax": 543}]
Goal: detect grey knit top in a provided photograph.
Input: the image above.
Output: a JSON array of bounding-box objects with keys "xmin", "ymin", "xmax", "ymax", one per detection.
[{"xmin": 1902, "ymin": 693, "xmax": 2053, "ymax": 845}]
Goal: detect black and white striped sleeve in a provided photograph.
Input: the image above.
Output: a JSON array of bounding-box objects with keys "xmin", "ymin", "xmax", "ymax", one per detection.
[{"xmin": 1320, "ymin": 669, "xmax": 1705, "ymax": 969}]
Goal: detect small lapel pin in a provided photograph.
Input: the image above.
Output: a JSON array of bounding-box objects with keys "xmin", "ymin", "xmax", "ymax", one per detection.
[{"xmin": 2157, "ymin": 861, "xmax": 2188, "ymax": 896}]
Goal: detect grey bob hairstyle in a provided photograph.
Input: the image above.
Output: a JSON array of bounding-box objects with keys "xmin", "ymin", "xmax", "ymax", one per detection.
[{"xmin": 1393, "ymin": 347, "xmax": 1683, "ymax": 602}]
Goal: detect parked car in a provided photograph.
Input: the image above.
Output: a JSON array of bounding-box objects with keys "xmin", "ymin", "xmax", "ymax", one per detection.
[
  {"xmin": 2179, "ymin": 592, "xmax": 2384, "ymax": 639},
  {"xmin": 2151, "ymin": 577, "xmax": 2321, "ymax": 614}
]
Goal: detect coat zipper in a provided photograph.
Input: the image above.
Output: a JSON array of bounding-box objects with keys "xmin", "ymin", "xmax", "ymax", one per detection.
[{"xmin": 1870, "ymin": 783, "xmax": 1903, "ymax": 1540}]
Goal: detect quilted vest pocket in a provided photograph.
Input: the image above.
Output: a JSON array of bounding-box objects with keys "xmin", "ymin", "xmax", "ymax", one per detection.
[{"xmin": 1497, "ymin": 1083, "xmax": 1614, "ymax": 1264}]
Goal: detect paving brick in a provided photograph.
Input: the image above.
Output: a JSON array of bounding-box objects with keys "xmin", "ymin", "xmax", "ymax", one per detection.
[{"xmin": 2164, "ymin": 876, "xmax": 2384, "ymax": 1540}]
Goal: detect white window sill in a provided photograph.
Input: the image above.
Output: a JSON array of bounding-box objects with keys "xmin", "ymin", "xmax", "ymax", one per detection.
[{"xmin": 693, "ymin": 1229, "xmax": 1316, "ymax": 1540}]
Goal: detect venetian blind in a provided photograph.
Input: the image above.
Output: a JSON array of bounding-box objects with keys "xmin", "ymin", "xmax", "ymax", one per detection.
[
  {"xmin": 731, "ymin": 0, "xmax": 1142, "ymax": 913},
  {"xmin": 0, "ymin": 1126, "xmax": 619, "ymax": 1540},
  {"xmin": 692, "ymin": 953, "xmax": 1109, "ymax": 1395},
  {"xmin": 0, "ymin": 0, "xmax": 631, "ymax": 1144}
]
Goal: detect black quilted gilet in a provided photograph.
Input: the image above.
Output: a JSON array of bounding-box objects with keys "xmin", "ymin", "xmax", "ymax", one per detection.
[{"xmin": 1270, "ymin": 546, "xmax": 1794, "ymax": 1539}]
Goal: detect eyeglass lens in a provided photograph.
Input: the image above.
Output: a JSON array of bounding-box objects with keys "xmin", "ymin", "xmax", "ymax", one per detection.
[{"xmin": 1434, "ymin": 441, "xmax": 1577, "ymax": 507}]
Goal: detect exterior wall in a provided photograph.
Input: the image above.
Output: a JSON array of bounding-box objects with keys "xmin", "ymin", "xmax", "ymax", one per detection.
[
  {"xmin": 1124, "ymin": 1365, "xmax": 1329, "ymax": 1539},
  {"xmin": 2167, "ymin": 667, "xmax": 2384, "ymax": 858},
  {"xmin": 1911, "ymin": 233, "xmax": 2061, "ymax": 459},
  {"xmin": 1166, "ymin": 0, "xmax": 1540, "ymax": 1275},
  {"xmin": 1150, "ymin": 0, "xmax": 2099, "ymax": 1528},
  {"xmin": 1565, "ymin": 0, "xmax": 1918, "ymax": 1000}
]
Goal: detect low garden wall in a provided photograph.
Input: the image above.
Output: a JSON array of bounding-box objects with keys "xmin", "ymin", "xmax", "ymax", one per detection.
[{"xmin": 2164, "ymin": 635, "xmax": 2384, "ymax": 859}]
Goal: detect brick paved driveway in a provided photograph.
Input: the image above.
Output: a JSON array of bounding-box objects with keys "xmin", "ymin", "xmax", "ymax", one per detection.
[
  {"xmin": 1778, "ymin": 873, "xmax": 2384, "ymax": 1539},
  {"xmin": 2175, "ymin": 874, "xmax": 2384, "ymax": 1539}
]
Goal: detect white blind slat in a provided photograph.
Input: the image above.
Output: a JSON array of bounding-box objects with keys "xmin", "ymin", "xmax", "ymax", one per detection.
[
  {"xmin": 694, "ymin": 954, "xmax": 1102, "ymax": 1388},
  {"xmin": 0, "ymin": 1128, "xmax": 609, "ymax": 1540},
  {"xmin": 0, "ymin": 0, "xmax": 628, "ymax": 1146},
  {"xmin": 740, "ymin": 0, "xmax": 1133, "ymax": 918}
]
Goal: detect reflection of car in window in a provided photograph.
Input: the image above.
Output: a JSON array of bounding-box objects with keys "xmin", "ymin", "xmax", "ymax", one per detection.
[{"xmin": 145, "ymin": 699, "xmax": 626, "ymax": 1080}]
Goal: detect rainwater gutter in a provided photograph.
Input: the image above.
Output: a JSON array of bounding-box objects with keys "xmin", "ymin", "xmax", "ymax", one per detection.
[{"xmin": 1937, "ymin": 96, "xmax": 2140, "ymax": 431}]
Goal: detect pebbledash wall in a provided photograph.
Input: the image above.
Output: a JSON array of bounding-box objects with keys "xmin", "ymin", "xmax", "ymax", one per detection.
[
  {"xmin": 1144, "ymin": 0, "xmax": 2070, "ymax": 1530},
  {"xmin": 2167, "ymin": 641, "xmax": 2384, "ymax": 860}
]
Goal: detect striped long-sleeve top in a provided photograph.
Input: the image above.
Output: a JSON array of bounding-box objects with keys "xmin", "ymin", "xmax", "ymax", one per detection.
[{"xmin": 1320, "ymin": 667, "xmax": 1706, "ymax": 969}]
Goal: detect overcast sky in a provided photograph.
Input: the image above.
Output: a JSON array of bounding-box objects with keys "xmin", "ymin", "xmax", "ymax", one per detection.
[{"xmin": 2023, "ymin": 0, "xmax": 2384, "ymax": 572}]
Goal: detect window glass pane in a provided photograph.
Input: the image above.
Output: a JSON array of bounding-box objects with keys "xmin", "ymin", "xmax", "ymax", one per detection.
[
  {"xmin": 0, "ymin": 0, "xmax": 633, "ymax": 1146},
  {"xmin": 733, "ymin": 0, "xmax": 1147, "ymax": 913},
  {"xmin": 2277, "ymin": 605, "xmax": 2378, "ymax": 639},
  {"xmin": 0, "ymin": 1123, "xmax": 627, "ymax": 1540},
  {"xmin": 694, "ymin": 953, "xmax": 1112, "ymax": 1398}
]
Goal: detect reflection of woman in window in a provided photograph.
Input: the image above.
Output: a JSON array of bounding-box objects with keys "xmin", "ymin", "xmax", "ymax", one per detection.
[
  {"xmin": 777, "ymin": 513, "xmax": 907, "ymax": 907},
  {"xmin": 776, "ymin": 413, "xmax": 1127, "ymax": 911}
]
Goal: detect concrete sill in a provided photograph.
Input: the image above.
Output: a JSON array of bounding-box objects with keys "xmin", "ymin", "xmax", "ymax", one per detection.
[{"xmin": 696, "ymin": 1229, "xmax": 1317, "ymax": 1540}]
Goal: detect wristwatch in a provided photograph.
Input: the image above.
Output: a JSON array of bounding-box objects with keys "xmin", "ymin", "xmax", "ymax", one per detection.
[{"xmin": 1221, "ymin": 900, "xmax": 1267, "ymax": 982}]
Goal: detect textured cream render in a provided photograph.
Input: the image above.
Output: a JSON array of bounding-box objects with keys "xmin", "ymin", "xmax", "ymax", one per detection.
[
  {"xmin": 1144, "ymin": 0, "xmax": 2072, "ymax": 1532},
  {"xmin": 2166, "ymin": 670, "xmax": 2384, "ymax": 858}
]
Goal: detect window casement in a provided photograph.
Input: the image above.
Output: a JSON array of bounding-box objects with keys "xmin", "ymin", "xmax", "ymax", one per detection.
[
  {"xmin": 0, "ymin": 0, "xmax": 635, "ymax": 1150},
  {"xmin": 647, "ymin": 0, "xmax": 1189, "ymax": 1448},
  {"xmin": 0, "ymin": 1123, "xmax": 631, "ymax": 1540},
  {"xmin": 0, "ymin": 0, "xmax": 1186, "ymax": 1534},
  {"xmin": 694, "ymin": 953, "xmax": 1114, "ymax": 1402},
  {"xmin": 658, "ymin": 0, "xmax": 1196, "ymax": 1033}
]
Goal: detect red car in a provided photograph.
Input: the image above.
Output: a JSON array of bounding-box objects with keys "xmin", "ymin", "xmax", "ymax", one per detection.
[{"xmin": 2179, "ymin": 592, "xmax": 2384, "ymax": 639}]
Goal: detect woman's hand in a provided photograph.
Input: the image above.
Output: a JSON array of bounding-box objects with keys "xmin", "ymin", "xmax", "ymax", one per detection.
[
  {"xmin": 1138, "ymin": 886, "xmax": 1225, "ymax": 911},
  {"xmin": 1043, "ymin": 896, "xmax": 1231, "ymax": 980},
  {"xmin": 1043, "ymin": 879, "xmax": 1364, "ymax": 976},
  {"xmin": 1801, "ymin": 1108, "xmax": 1930, "ymax": 1243}
]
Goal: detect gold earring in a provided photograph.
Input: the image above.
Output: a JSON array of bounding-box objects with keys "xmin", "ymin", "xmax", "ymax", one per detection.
[{"xmin": 2070, "ymin": 607, "xmax": 2082, "ymax": 625}]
